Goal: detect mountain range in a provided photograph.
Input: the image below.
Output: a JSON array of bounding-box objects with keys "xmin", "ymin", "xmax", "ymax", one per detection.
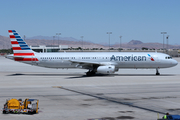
[{"xmin": 0, "ymin": 35, "xmax": 180, "ymax": 49}]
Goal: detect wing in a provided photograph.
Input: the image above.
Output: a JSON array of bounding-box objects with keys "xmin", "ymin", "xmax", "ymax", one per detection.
[{"xmin": 69, "ymin": 60, "xmax": 117, "ymax": 69}]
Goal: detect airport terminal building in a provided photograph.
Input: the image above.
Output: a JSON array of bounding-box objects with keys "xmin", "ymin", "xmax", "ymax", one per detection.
[{"xmin": 29, "ymin": 45, "xmax": 68, "ymax": 52}]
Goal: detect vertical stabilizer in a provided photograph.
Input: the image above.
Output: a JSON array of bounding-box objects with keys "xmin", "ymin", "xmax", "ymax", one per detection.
[{"xmin": 8, "ymin": 30, "xmax": 38, "ymax": 61}]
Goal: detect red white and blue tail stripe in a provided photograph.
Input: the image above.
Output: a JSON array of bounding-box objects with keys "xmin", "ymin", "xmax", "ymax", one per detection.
[{"xmin": 8, "ymin": 30, "xmax": 38, "ymax": 61}]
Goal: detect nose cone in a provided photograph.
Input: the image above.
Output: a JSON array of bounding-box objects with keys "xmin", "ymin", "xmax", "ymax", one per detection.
[{"xmin": 172, "ymin": 59, "xmax": 178, "ymax": 66}]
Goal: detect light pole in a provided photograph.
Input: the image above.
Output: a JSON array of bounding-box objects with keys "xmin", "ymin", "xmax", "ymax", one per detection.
[
  {"xmin": 107, "ymin": 32, "xmax": 112, "ymax": 51},
  {"xmin": 81, "ymin": 36, "xmax": 84, "ymax": 51},
  {"xmin": 53, "ymin": 36, "xmax": 55, "ymax": 47},
  {"xmin": 166, "ymin": 35, "xmax": 169, "ymax": 53},
  {"xmin": 53, "ymin": 36, "xmax": 56, "ymax": 45},
  {"xmin": 119, "ymin": 36, "xmax": 122, "ymax": 51},
  {"xmin": 161, "ymin": 32, "xmax": 167, "ymax": 53},
  {"xmin": 24, "ymin": 35, "xmax": 26, "ymax": 40},
  {"xmin": 56, "ymin": 33, "xmax": 61, "ymax": 45}
]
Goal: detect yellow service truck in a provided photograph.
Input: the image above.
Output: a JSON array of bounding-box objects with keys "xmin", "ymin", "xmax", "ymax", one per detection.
[{"xmin": 2, "ymin": 98, "xmax": 39, "ymax": 114}]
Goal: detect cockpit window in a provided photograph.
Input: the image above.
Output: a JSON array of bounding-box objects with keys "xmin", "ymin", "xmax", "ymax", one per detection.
[{"xmin": 165, "ymin": 56, "xmax": 172, "ymax": 59}]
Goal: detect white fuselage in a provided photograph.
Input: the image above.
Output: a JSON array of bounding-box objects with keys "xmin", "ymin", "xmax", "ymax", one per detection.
[{"xmin": 19, "ymin": 52, "xmax": 178, "ymax": 69}]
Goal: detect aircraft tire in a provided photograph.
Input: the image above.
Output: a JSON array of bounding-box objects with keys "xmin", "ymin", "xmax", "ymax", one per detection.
[
  {"xmin": 86, "ymin": 71, "xmax": 95, "ymax": 76},
  {"xmin": 86, "ymin": 72, "xmax": 91, "ymax": 76},
  {"xmin": 156, "ymin": 73, "xmax": 160, "ymax": 75}
]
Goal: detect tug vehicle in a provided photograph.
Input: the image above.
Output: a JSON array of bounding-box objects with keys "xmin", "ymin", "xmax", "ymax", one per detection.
[{"xmin": 2, "ymin": 98, "xmax": 39, "ymax": 114}]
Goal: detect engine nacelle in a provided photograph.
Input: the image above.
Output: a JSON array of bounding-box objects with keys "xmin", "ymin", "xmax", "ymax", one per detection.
[{"xmin": 97, "ymin": 65, "xmax": 115, "ymax": 74}]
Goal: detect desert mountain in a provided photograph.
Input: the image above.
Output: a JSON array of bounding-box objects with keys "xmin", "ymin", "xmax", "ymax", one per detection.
[
  {"xmin": 0, "ymin": 35, "xmax": 104, "ymax": 49},
  {"xmin": 0, "ymin": 35, "xmax": 180, "ymax": 49},
  {"xmin": 127, "ymin": 40, "xmax": 143, "ymax": 45},
  {"xmin": 113, "ymin": 40, "xmax": 180, "ymax": 49}
]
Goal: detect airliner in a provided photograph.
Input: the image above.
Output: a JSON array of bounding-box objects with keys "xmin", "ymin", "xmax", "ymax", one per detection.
[{"xmin": 6, "ymin": 30, "xmax": 178, "ymax": 76}]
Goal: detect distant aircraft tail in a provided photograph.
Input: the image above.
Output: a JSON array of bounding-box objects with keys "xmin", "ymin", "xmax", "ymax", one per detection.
[{"xmin": 8, "ymin": 30, "xmax": 38, "ymax": 61}]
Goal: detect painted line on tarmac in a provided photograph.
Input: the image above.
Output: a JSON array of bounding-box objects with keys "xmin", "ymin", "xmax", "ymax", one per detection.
[{"xmin": 53, "ymin": 86, "xmax": 166, "ymax": 115}]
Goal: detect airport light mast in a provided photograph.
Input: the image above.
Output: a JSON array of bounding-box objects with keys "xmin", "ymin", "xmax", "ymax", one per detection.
[
  {"xmin": 53, "ymin": 36, "xmax": 55, "ymax": 51},
  {"xmin": 81, "ymin": 36, "xmax": 84, "ymax": 51},
  {"xmin": 161, "ymin": 32, "xmax": 167, "ymax": 53},
  {"xmin": 107, "ymin": 32, "xmax": 112, "ymax": 51},
  {"xmin": 53, "ymin": 36, "xmax": 55, "ymax": 45},
  {"xmin": 56, "ymin": 33, "xmax": 61, "ymax": 45},
  {"xmin": 24, "ymin": 35, "xmax": 26, "ymax": 41},
  {"xmin": 166, "ymin": 35, "xmax": 169, "ymax": 53},
  {"xmin": 119, "ymin": 36, "xmax": 122, "ymax": 52}
]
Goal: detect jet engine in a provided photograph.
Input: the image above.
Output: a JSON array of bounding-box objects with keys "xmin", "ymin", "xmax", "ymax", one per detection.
[{"xmin": 96, "ymin": 65, "xmax": 115, "ymax": 74}]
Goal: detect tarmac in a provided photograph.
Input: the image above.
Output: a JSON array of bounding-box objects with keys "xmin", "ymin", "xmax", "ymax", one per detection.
[{"xmin": 0, "ymin": 56, "xmax": 180, "ymax": 120}]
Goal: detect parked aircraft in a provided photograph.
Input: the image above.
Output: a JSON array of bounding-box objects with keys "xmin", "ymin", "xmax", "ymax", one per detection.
[{"xmin": 6, "ymin": 30, "xmax": 178, "ymax": 76}]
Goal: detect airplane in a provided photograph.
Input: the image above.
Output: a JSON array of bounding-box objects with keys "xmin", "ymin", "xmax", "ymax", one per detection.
[{"xmin": 6, "ymin": 30, "xmax": 178, "ymax": 76}]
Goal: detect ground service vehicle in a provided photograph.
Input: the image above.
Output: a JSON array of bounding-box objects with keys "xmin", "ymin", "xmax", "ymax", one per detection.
[
  {"xmin": 2, "ymin": 98, "xmax": 39, "ymax": 114},
  {"xmin": 158, "ymin": 115, "xmax": 180, "ymax": 120}
]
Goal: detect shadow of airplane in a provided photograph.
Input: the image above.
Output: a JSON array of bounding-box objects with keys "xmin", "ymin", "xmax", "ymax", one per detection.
[{"xmin": 7, "ymin": 73, "xmax": 176, "ymax": 79}]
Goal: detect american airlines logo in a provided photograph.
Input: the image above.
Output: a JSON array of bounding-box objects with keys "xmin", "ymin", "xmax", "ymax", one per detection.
[
  {"xmin": 147, "ymin": 54, "xmax": 155, "ymax": 61},
  {"xmin": 110, "ymin": 55, "xmax": 147, "ymax": 61}
]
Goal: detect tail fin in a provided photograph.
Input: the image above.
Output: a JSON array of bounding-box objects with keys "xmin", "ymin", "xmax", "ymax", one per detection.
[
  {"xmin": 8, "ymin": 30, "xmax": 38, "ymax": 62},
  {"xmin": 8, "ymin": 30, "xmax": 35, "ymax": 56}
]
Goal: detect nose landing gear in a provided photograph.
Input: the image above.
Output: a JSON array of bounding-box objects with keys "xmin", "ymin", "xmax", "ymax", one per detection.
[{"xmin": 156, "ymin": 68, "xmax": 160, "ymax": 75}]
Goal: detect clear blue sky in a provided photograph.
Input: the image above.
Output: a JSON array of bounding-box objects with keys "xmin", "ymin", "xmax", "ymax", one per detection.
[{"xmin": 0, "ymin": 0, "xmax": 180, "ymax": 45}]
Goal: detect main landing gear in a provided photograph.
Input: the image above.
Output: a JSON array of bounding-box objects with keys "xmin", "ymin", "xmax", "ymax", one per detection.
[
  {"xmin": 86, "ymin": 70, "xmax": 95, "ymax": 76},
  {"xmin": 156, "ymin": 68, "xmax": 160, "ymax": 75}
]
